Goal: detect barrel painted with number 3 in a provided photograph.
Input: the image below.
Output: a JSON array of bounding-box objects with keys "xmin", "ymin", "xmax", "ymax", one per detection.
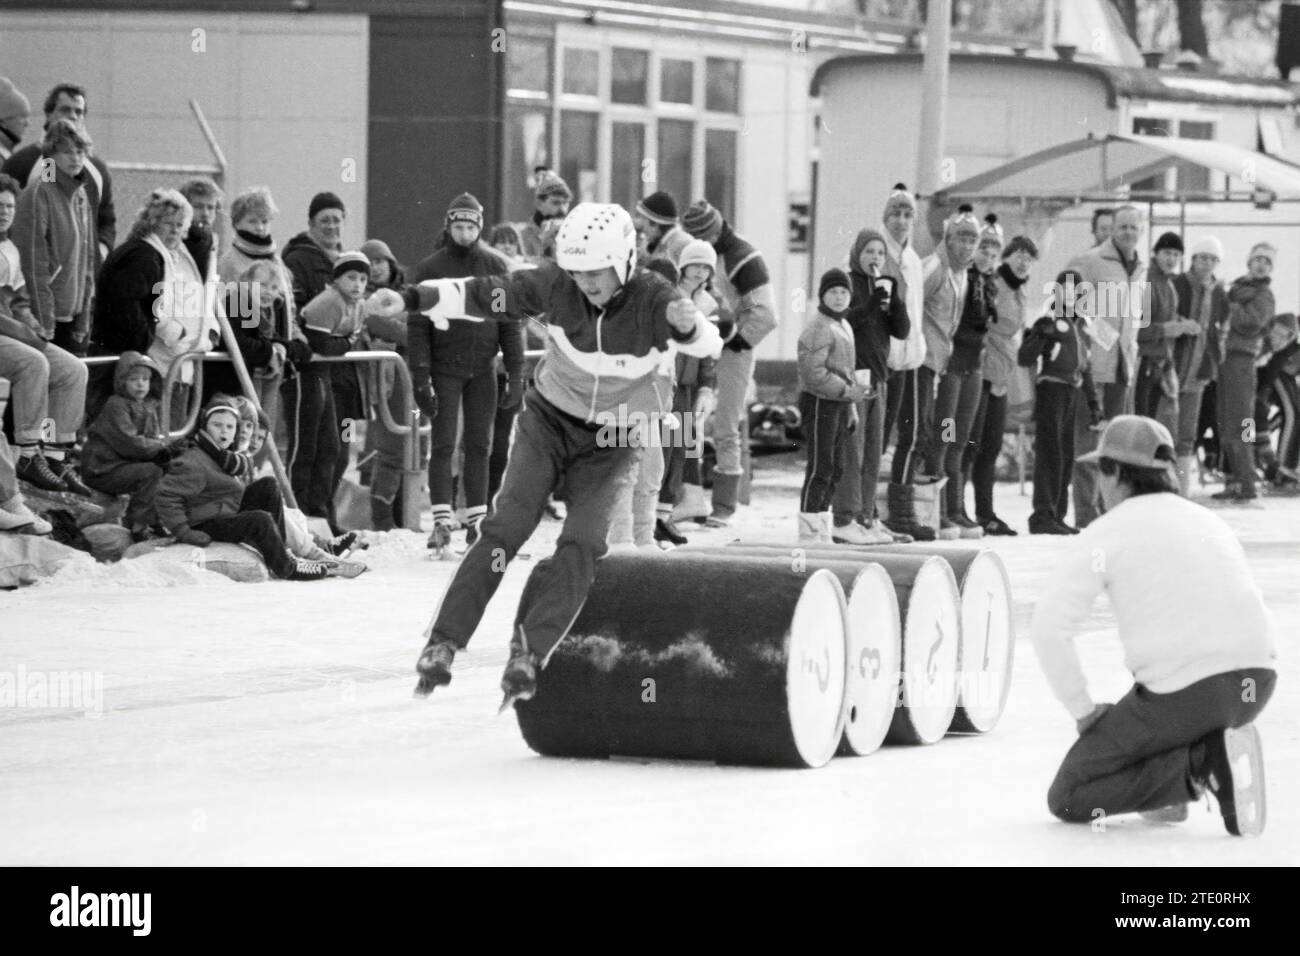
[{"xmin": 514, "ymin": 553, "xmax": 849, "ymax": 768}]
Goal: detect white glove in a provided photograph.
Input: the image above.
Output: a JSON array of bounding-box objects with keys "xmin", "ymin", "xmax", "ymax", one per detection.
[{"xmin": 692, "ymin": 387, "xmax": 716, "ymax": 424}]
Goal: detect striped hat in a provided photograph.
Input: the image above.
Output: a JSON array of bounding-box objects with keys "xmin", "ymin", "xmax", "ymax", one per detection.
[
  {"xmin": 534, "ymin": 168, "xmax": 572, "ymax": 201},
  {"xmin": 681, "ymin": 200, "xmax": 724, "ymax": 240},
  {"xmin": 635, "ymin": 190, "xmax": 679, "ymax": 226},
  {"xmin": 884, "ymin": 182, "xmax": 916, "ymax": 218},
  {"xmin": 944, "ymin": 203, "xmax": 981, "ymax": 239},
  {"xmin": 979, "ymin": 213, "xmax": 1004, "ymax": 248},
  {"xmin": 332, "ymin": 250, "xmax": 371, "ymax": 278},
  {"xmin": 446, "ymin": 192, "xmax": 483, "ymax": 228}
]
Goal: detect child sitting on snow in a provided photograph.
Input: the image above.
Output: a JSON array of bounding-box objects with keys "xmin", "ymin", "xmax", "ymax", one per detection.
[
  {"xmin": 81, "ymin": 352, "xmax": 186, "ymax": 539},
  {"xmin": 154, "ymin": 395, "xmax": 330, "ymax": 581}
]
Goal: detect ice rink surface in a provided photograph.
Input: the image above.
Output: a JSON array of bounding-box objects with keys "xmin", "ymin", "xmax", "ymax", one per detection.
[{"xmin": 2, "ymin": 456, "xmax": 1296, "ymax": 866}]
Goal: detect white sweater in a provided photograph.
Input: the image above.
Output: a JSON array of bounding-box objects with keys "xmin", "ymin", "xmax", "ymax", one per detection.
[{"xmin": 1031, "ymin": 493, "xmax": 1278, "ymax": 719}]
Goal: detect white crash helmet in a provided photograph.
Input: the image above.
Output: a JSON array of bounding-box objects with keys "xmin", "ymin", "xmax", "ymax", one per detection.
[{"xmin": 555, "ymin": 203, "xmax": 637, "ymax": 285}]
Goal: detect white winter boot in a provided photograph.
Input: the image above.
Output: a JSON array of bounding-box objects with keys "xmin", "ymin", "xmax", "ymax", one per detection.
[
  {"xmin": 671, "ymin": 482, "xmax": 710, "ymax": 523},
  {"xmin": 798, "ymin": 512, "xmax": 834, "ymax": 544}
]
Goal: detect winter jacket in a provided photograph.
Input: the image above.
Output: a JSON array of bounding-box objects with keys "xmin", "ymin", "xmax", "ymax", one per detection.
[
  {"xmin": 712, "ymin": 223, "xmax": 777, "ymax": 352},
  {"xmin": 1171, "ymin": 273, "xmax": 1227, "ymax": 390},
  {"xmin": 882, "ymin": 230, "xmax": 926, "ymax": 370},
  {"xmin": 404, "ymin": 262, "xmax": 721, "ymax": 424},
  {"xmin": 0, "ymin": 236, "xmax": 36, "ymax": 330},
  {"xmin": 1256, "ymin": 341, "xmax": 1300, "ymax": 400},
  {"xmin": 3, "ymin": 146, "xmax": 116, "ymax": 257},
  {"xmin": 985, "ymin": 264, "xmax": 1028, "ymax": 396},
  {"xmin": 223, "ymin": 288, "xmax": 310, "ymax": 374},
  {"xmin": 919, "ymin": 244, "xmax": 968, "ymax": 375},
  {"xmin": 145, "ymin": 235, "xmax": 218, "ymax": 385},
  {"xmin": 1018, "ymin": 313, "xmax": 1100, "ymax": 414},
  {"xmin": 92, "ymin": 237, "xmax": 166, "ymax": 356},
  {"xmin": 282, "ymin": 232, "xmax": 336, "ymax": 316},
  {"xmin": 300, "ymin": 286, "xmax": 366, "ymax": 374},
  {"xmin": 843, "ymin": 233, "xmax": 910, "ymax": 385},
  {"xmin": 410, "ymin": 239, "xmax": 523, "ymax": 380},
  {"xmin": 949, "ymin": 265, "xmax": 997, "ymax": 374},
  {"xmin": 517, "ymin": 213, "xmax": 559, "ymax": 260},
  {"xmin": 81, "ymin": 352, "xmax": 168, "ymax": 478},
  {"xmin": 154, "ymin": 437, "xmax": 247, "ymax": 532},
  {"xmin": 798, "ymin": 307, "xmax": 858, "ymax": 401},
  {"xmin": 648, "ymin": 224, "xmax": 692, "ymax": 265},
  {"xmin": 1064, "ymin": 240, "xmax": 1144, "ymax": 386},
  {"xmin": 217, "ymin": 237, "xmax": 300, "ymax": 326},
  {"xmin": 9, "ymin": 165, "xmax": 95, "ymax": 336},
  {"xmin": 1138, "ymin": 259, "xmax": 1179, "ymax": 362},
  {"xmin": 184, "ymin": 227, "xmax": 216, "ymax": 283},
  {"xmin": 1223, "ymin": 275, "xmax": 1275, "ymax": 359}
]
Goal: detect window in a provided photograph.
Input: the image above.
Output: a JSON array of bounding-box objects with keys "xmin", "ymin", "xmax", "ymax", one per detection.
[
  {"xmin": 705, "ymin": 58, "xmax": 740, "ymax": 113},
  {"xmin": 504, "ymin": 105, "xmax": 552, "ymax": 222},
  {"xmin": 562, "ymin": 48, "xmax": 599, "ymax": 97},
  {"xmin": 705, "ymin": 129, "xmax": 738, "ymax": 220},
  {"xmin": 611, "ymin": 122, "xmax": 647, "ymax": 212},
  {"xmin": 1131, "ymin": 117, "xmax": 1171, "ymax": 197},
  {"xmin": 507, "ymin": 36, "xmax": 551, "ymax": 99},
  {"xmin": 660, "ymin": 59, "xmax": 695, "ymax": 105},
  {"xmin": 561, "ymin": 111, "xmax": 600, "ymax": 203},
  {"xmin": 657, "ymin": 119, "xmax": 694, "ymax": 206},
  {"xmin": 1178, "ymin": 120, "xmax": 1214, "ymax": 195},
  {"xmin": 611, "ymin": 48, "xmax": 649, "ymax": 106}
]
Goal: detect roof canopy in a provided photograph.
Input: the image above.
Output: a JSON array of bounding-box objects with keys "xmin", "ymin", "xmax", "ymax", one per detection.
[{"xmin": 932, "ymin": 133, "xmax": 1300, "ymax": 203}]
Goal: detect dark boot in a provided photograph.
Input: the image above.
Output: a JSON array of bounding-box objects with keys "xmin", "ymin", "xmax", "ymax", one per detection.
[{"xmin": 882, "ymin": 482, "xmax": 936, "ymax": 542}]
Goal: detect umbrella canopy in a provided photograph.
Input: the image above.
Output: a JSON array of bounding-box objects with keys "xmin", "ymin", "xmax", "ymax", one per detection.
[{"xmin": 933, "ymin": 133, "xmax": 1300, "ymax": 202}]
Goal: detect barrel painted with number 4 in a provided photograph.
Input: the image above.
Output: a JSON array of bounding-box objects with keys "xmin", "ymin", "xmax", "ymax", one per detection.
[{"xmin": 514, "ymin": 553, "xmax": 849, "ymax": 768}]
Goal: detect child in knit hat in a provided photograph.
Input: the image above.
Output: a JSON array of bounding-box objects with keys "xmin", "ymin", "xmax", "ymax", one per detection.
[
  {"xmin": 80, "ymin": 351, "xmax": 182, "ymax": 539},
  {"xmin": 1256, "ymin": 312, "xmax": 1300, "ymax": 489},
  {"xmin": 291, "ymin": 251, "xmax": 371, "ymax": 525},
  {"xmin": 796, "ymin": 268, "xmax": 870, "ymax": 543}
]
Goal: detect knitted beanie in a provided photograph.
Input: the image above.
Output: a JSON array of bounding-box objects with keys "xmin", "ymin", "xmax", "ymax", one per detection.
[
  {"xmin": 1154, "ymin": 231, "xmax": 1184, "ymax": 254},
  {"xmin": 360, "ymin": 238, "xmax": 395, "ymax": 263},
  {"xmin": 1271, "ymin": 312, "xmax": 1298, "ymax": 338},
  {"xmin": 944, "ymin": 203, "xmax": 981, "ymax": 239},
  {"xmin": 818, "ymin": 268, "xmax": 851, "ymax": 300},
  {"xmin": 332, "ymin": 250, "xmax": 371, "ymax": 278},
  {"xmin": 849, "ymin": 228, "xmax": 889, "ymax": 276},
  {"xmin": 883, "ymin": 182, "xmax": 917, "ymax": 219},
  {"xmin": 0, "ymin": 77, "xmax": 29, "ymax": 121},
  {"xmin": 979, "ymin": 213, "xmax": 1004, "ymax": 249},
  {"xmin": 677, "ymin": 238, "xmax": 717, "ymax": 276},
  {"xmin": 1188, "ymin": 236, "xmax": 1224, "ymax": 261},
  {"xmin": 308, "ymin": 191, "xmax": 345, "ymax": 220},
  {"xmin": 534, "ymin": 168, "xmax": 572, "ymax": 201},
  {"xmin": 681, "ymin": 200, "xmax": 724, "ymax": 240},
  {"xmin": 446, "ymin": 192, "xmax": 483, "ymax": 228},
  {"xmin": 636, "ymin": 190, "xmax": 679, "ymax": 226}
]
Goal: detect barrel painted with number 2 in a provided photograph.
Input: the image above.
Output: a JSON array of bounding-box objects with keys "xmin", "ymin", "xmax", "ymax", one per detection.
[{"xmin": 514, "ymin": 553, "xmax": 849, "ymax": 768}]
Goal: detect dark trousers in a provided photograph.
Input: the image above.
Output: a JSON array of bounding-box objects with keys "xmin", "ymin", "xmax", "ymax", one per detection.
[
  {"xmin": 831, "ymin": 384, "xmax": 886, "ymax": 523},
  {"xmin": 1217, "ymin": 354, "xmax": 1258, "ymax": 494},
  {"xmin": 428, "ymin": 390, "xmax": 639, "ymax": 659},
  {"xmin": 283, "ymin": 370, "xmax": 340, "ymax": 522},
  {"xmin": 1198, "ymin": 380, "xmax": 1220, "ymax": 469},
  {"xmin": 194, "ymin": 476, "xmax": 296, "ymax": 579},
  {"xmin": 429, "ymin": 369, "xmax": 497, "ymax": 511},
  {"xmin": 83, "ymin": 461, "xmax": 164, "ymax": 531},
  {"xmin": 965, "ymin": 380, "xmax": 1007, "ymax": 524},
  {"xmin": 1072, "ymin": 380, "xmax": 1128, "ymax": 528},
  {"xmin": 488, "ymin": 373, "xmax": 520, "ymax": 510},
  {"xmin": 890, "ymin": 366, "xmax": 936, "ymax": 485},
  {"xmin": 658, "ymin": 382, "xmax": 696, "ymax": 507},
  {"xmin": 799, "ymin": 391, "xmax": 850, "ymax": 514},
  {"xmin": 1134, "ymin": 355, "xmax": 1168, "ymax": 419},
  {"xmin": 1032, "ymin": 381, "xmax": 1077, "ymax": 523},
  {"xmin": 1048, "ymin": 668, "xmax": 1275, "ymax": 822},
  {"xmin": 932, "ymin": 367, "xmax": 983, "ymax": 517},
  {"xmin": 882, "ymin": 368, "xmax": 906, "ymax": 459}
]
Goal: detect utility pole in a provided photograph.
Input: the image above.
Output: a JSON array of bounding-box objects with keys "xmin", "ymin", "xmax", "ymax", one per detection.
[{"xmin": 914, "ymin": 0, "xmax": 952, "ymax": 251}]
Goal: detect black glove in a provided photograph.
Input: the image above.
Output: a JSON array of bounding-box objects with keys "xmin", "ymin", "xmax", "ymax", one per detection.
[
  {"xmin": 500, "ymin": 377, "xmax": 524, "ymax": 411},
  {"xmin": 284, "ymin": 339, "xmax": 313, "ymax": 366},
  {"xmin": 174, "ymin": 526, "xmax": 211, "ymax": 547},
  {"xmin": 716, "ymin": 317, "xmax": 735, "ymax": 341},
  {"xmin": 414, "ymin": 381, "xmax": 438, "ymax": 419},
  {"xmin": 725, "ymin": 333, "xmax": 753, "ymax": 353},
  {"xmin": 869, "ymin": 285, "xmax": 890, "ymax": 308}
]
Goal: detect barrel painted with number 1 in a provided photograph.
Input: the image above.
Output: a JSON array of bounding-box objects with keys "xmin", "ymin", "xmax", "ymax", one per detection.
[{"xmin": 514, "ymin": 553, "xmax": 849, "ymax": 768}]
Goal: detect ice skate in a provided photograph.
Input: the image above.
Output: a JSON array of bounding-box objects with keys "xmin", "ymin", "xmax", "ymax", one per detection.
[
  {"xmin": 414, "ymin": 639, "xmax": 457, "ymax": 698},
  {"xmin": 498, "ymin": 628, "xmax": 538, "ymax": 713},
  {"xmin": 1192, "ymin": 723, "xmax": 1266, "ymax": 836},
  {"xmin": 1139, "ymin": 803, "xmax": 1189, "ymax": 824},
  {"xmin": 427, "ymin": 517, "xmax": 456, "ymax": 560}
]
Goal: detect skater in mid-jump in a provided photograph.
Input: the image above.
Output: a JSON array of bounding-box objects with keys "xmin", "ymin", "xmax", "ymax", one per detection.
[
  {"xmin": 1031, "ymin": 416, "xmax": 1278, "ymax": 835},
  {"xmin": 370, "ymin": 203, "xmax": 721, "ymax": 708}
]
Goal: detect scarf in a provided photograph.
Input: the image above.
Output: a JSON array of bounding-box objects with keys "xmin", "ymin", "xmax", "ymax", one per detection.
[
  {"xmin": 997, "ymin": 262, "xmax": 1027, "ymax": 290},
  {"xmin": 232, "ymin": 229, "xmax": 277, "ymax": 259}
]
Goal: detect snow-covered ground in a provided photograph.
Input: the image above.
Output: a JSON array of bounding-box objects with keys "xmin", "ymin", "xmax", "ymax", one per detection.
[{"xmin": 2, "ymin": 456, "xmax": 1296, "ymax": 865}]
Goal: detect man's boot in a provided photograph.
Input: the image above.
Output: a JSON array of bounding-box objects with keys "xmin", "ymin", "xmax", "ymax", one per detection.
[{"xmin": 707, "ymin": 472, "xmax": 741, "ymax": 527}]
